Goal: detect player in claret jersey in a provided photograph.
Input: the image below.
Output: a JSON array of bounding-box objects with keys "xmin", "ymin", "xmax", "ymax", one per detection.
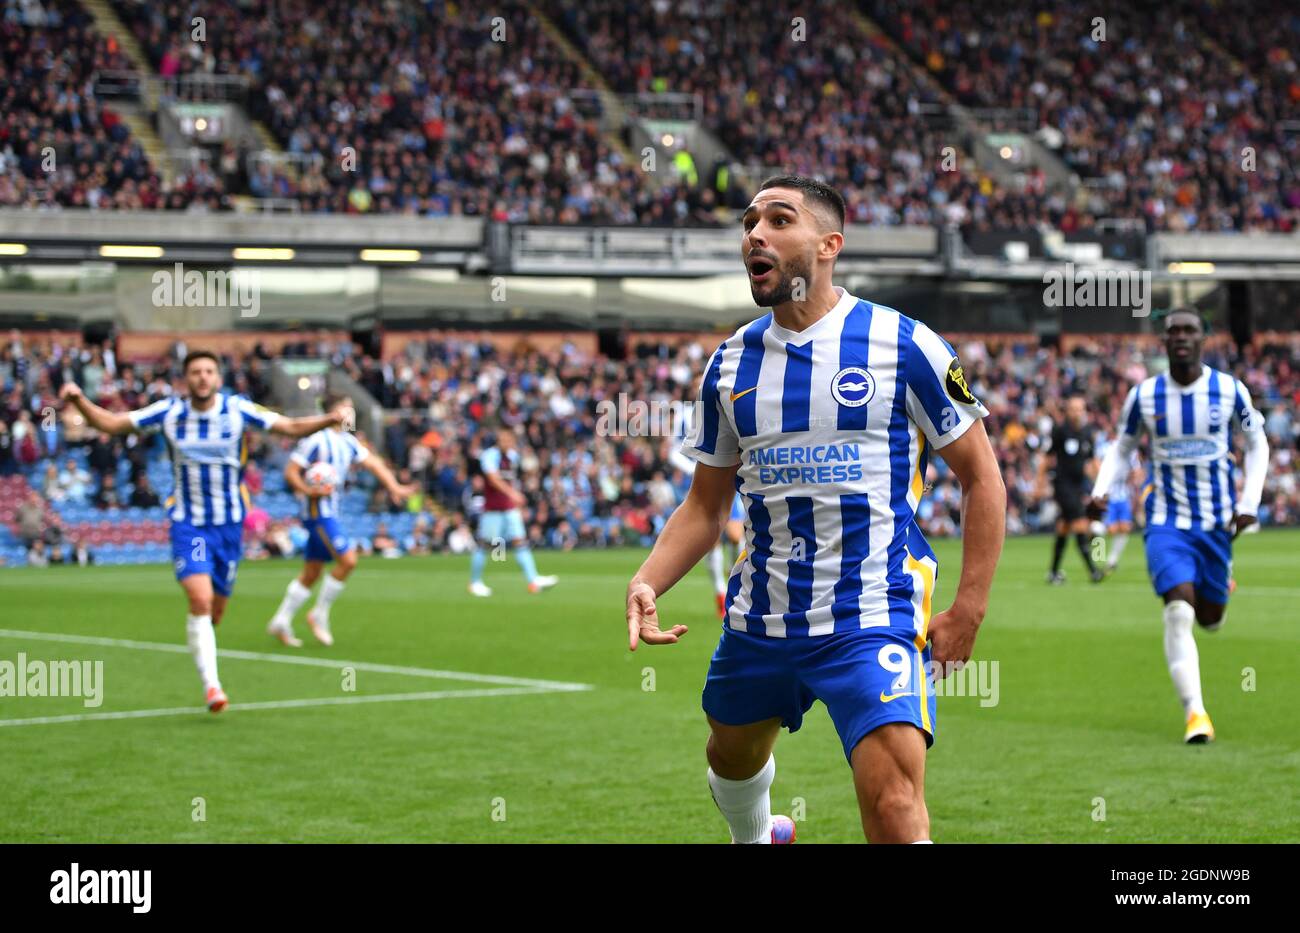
[
  {"xmin": 625, "ymin": 176, "xmax": 1006, "ymax": 843},
  {"xmin": 59, "ymin": 351, "xmax": 352, "ymax": 712},
  {"xmin": 467, "ymin": 427, "xmax": 557, "ymax": 596},
  {"xmin": 1089, "ymin": 309, "xmax": 1269, "ymax": 744}
]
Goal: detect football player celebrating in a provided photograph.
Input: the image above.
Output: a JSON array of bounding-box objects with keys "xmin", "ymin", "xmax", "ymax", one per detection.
[
  {"xmin": 60, "ymin": 352, "xmax": 351, "ymax": 712},
  {"xmin": 626, "ymin": 176, "xmax": 1005, "ymax": 843}
]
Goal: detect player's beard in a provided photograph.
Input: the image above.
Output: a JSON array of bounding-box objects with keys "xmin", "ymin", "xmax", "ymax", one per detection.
[{"xmin": 749, "ymin": 253, "xmax": 813, "ymax": 308}]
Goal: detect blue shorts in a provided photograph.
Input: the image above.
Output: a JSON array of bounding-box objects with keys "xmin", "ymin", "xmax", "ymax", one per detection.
[
  {"xmin": 728, "ymin": 494, "xmax": 745, "ymax": 523},
  {"xmin": 303, "ymin": 516, "xmax": 352, "ymax": 563},
  {"xmin": 170, "ymin": 521, "xmax": 244, "ymax": 597},
  {"xmin": 1144, "ymin": 526, "xmax": 1232, "ymax": 605},
  {"xmin": 477, "ymin": 509, "xmax": 526, "ymax": 543},
  {"xmin": 702, "ymin": 626, "xmax": 937, "ymax": 763},
  {"xmin": 1106, "ymin": 499, "xmax": 1134, "ymax": 525}
]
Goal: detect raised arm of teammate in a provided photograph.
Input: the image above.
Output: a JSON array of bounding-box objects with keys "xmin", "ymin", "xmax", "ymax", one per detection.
[
  {"xmin": 59, "ymin": 382, "xmax": 134, "ymax": 435},
  {"xmin": 360, "ymin": 452, "xmax": 418, "ymax": 506},
  {"xmin": 269, "ymin": 403, "xmax": 353, "ymax": 440}
]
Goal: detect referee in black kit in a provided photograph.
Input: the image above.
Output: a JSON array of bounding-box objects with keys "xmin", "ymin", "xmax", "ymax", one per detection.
[{"xmin": 1041, "ymin": 394, "xmax": 1104, "ymax": 584}]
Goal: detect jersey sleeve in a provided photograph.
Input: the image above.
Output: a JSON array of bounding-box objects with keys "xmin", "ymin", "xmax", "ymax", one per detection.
[
  {"xmin": 1118, "ymin": 385, "xmax": 1143, "ymax": 438},
  {"xmin": 902, "ymin": 321, "xmax": 989, "ymax": 448},
  {"xmin": 289, "ymin": 435, "xmax": 318, "ymax": 468},
  {"xmin": 1233, "ymin": 379, "xmax": 1269, "ymax": 516},
  {"xmin": 1232, "ymin": 379, "xmax": 1264, "ymax": 436},
  {"xmin": 233, "ymin": 396, "xmax": 280, "ymax": 431},
  {"xmin": 1090, "ymin": 386, "xmax": 1142, "ymax": 499},
  {"xmin": 679, "ymin": 344, "xmax": 741, "ymax": 468},
  {"xmin": 480, "ymin": 447, "xmax": 501, "ymax": 475},
  {"xmin": 127, "ymin": 398, "xmax": 172, "ymax": 432}
]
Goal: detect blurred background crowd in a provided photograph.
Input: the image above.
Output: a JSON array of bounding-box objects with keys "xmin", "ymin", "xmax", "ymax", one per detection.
[{"xmin": 2, "ymin": 327, "xmax": 1296, "ymax": 567}]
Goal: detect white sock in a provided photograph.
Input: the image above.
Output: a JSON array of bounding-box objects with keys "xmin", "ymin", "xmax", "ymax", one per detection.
[
  {"xmin": 707, "ymin": 755, "xmax": 775, "ymax": 844},
  {"xmin": 186, "ymin": 614, "xmax": 220, "ymax": 691},
  {"xmin": 912, "ymin": 839, "xmax": 934, "ymax": 844},
  {"xmin": 707, "ymin": 544, "xmax": 725, "ymax": 595},
  {"xmin": 1163, "ymin": 600, "xmax": 1204, "ymax": 715},
  {"xmin": 1107, "ymin": 533, "xmax": 1129, "ymax": 568},
  {"xmin": 272, "ymin": 579, "xmax": 312, "ymax": 626},
  {"xmin": 316, "ymin": 575, "xmax": 346, "ymax": 617}
]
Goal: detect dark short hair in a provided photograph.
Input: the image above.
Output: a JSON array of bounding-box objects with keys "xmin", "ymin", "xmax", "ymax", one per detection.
[
  {"xmin": 756, "ymin": 174, "xmax": 846, "ymax": 231},
  {"xmin": 182, "ymin": 350, "xmax": 220, "ymax": 372},
  {"xmin": 322, "ymin": 392, "xmax": 351, "ymax": 411}
]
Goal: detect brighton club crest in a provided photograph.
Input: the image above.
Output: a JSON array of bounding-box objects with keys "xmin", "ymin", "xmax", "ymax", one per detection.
[{"xmin": 831, "ymin": 367, "xmax": 876, "ymax": 408}]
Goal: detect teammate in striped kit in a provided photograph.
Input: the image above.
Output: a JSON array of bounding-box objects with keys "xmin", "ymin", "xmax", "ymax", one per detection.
[
  {"xmin": 1095, "ymin": 439, "xmax": 1140, "ymax": 575},
  {"xmin": 625, "ymin": 176, "xmax": 1006, "ymax": 844},
  {"xmin": 59, "ymin": 352, "xmax": 353, "ymax": 712},
  {"xmin": 1089, "ymin": 310, "xmax": 1269, "ymax": 743},
  {"xmin": 267, "ymin": 393, "xmax": 413, "ymax": 648}
]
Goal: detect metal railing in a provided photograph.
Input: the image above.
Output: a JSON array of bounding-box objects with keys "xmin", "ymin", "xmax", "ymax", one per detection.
[
  {"xmin": 93, "ymin": 70, "xmax": 250, "ymax": 104},
  {"xmin": 969, "ymin": 106, "xmax": 1038, "ymax": 134},
  {"xmin": 246, "ymin": 150, "xmax": 325, "ymax": 176}
]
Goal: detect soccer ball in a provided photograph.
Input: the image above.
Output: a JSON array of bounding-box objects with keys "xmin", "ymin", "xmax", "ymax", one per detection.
[{"xmin": 305, "ymin": 461, "xmax": 337, "ymax": 492}]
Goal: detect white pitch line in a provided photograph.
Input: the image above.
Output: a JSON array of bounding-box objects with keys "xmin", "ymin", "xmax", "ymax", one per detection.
[
  {"xmin": 0, "ymin": 629, "xmax": 593, "ymax": 692},
  {"xmin": 0, "ymin": 686, "xmax": 564, "ymax": 728}
]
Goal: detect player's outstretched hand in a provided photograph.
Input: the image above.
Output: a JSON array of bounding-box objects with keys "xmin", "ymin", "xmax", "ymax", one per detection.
[
  {"xmin": 626, "ymin": 580, "xmax": 687, "ymax": 650},
  {"xmin": 1231, "ymin": 513, "xmax": 1258, "ymax": 540},
  {"xmin": 1085, "ymin": 496, "xmax": 1107, "ymax": 522},
  {"xmin": 390, "ymin": 483, "xmax": 417, "ymax": 505},
  {"xmin": 927, "ymin": 601, "xmax": 982, "ymax": 672},
  {"xmin": 59, "ymin": 382, "xmax": 83, "ymax": 404}
]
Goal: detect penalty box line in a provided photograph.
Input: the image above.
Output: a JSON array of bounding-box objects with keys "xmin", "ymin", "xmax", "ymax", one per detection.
[
  {"xmin": 0, "ymin": 686, "xmax": 567, "ymax": 728},
  {"xmin": 0, "ymin": 628, "xmax": 594, "ymax": 691},
  {"xmin": 0, "ymin": 628, "xmax": 594, "ymax": 728}
]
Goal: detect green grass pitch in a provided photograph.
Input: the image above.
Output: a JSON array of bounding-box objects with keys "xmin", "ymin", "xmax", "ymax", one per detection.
[{"xmin": 1, "ymin": 530, "xmax": 1297, "ymax": 842}]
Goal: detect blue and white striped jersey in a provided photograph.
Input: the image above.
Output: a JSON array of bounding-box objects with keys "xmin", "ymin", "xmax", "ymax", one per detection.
[
  {"xmin": 680, "ymin": 288, "xmax": 989, "ymax": 639},
  {"xmin": 1097, "ymin": 439, "xmax": 1140, "ymax": 502},
  {"xmin": 1112, "ymin": 365, "xmax": 1263, "ymax": 530},
  {"xmin": 129, "ymin": 393, "xmax": 280, "ymax": 527},
  {"xmin": 289, "ymin": 427, "xmax": 369, "ymax": 520}
]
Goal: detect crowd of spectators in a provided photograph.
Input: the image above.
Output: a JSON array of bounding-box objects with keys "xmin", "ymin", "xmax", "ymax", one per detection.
[
  {"xmin": 5, "ymin": 0, "xmax": 1297, "ymax": 231},
  {"xmin": 542, "ymin": 0, "xmax": 1068, "ymax": 230},
  {"xmin": 109, "ymin": 0, "xmax": 716, "ymax": 223},
  {"xmin": 869, "ymin": 0, "xmax": 1300, "ymax": 233},
  {"xmin": 3, "ymin": 325, "xmax": 1298, "ymax": 567},
  {"xmin": 0, "ymin": 0, "xmax": 229, "ymax": 210}
]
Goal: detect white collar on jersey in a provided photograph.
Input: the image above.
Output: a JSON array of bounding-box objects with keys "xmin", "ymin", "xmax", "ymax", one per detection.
[{"xmin": 766, "ymin": 285, "xmax": 858, "ymax": 344}]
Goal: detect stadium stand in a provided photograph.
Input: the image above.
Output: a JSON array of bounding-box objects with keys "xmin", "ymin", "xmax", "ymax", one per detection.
[
  {"xmin": 3, "ymin": 329, "xmax": 1297, "ymax": 568},
  {"xmin": 1, "ymin": 0, "xmax": 1292, "ymax": 229},
  {"xmin": 0, "ymin": 0, "xmax": 230, "ymax": 209},
  {"xmin": 868, "ymin": 0, "xmax": 1300, "ymax": 232}
]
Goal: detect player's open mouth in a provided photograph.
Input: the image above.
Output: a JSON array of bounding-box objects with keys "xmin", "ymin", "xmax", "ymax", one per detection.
[{"xmin": 748, "ymin": 258, "xmax": 775, "ymax": 282}]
